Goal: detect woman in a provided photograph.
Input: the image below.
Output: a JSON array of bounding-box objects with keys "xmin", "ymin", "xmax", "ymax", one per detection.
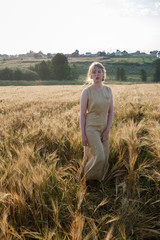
[{"xmin": 80, "ymin": 62, "xmax": 113, "ymax": 182}]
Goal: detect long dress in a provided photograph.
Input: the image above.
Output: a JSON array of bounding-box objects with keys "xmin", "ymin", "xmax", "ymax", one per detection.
[{"xmin": 81, "ymin": 84, "xmax": 111, "ymax": 181}]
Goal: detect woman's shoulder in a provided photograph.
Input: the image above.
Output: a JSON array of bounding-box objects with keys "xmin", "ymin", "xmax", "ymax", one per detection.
[
  {"xmin": 103, "ymin": 85, "xmax": 112, "ymax": 99},
  {"xmin": 103, "ymin": 85, "xmax": 112, "ymax": 93},
  {"xmin": 81, "ymin": 86, "xmax": 90, "ymax": 97},
  {"xmin": 82, "ymin": 85, "xmax": 92, "ymax": 94}
]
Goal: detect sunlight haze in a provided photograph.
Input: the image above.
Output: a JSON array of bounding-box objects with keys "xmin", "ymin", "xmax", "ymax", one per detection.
[{"xmin": 1, "ymin": 0, "xmax": 160, "ymax": 54}]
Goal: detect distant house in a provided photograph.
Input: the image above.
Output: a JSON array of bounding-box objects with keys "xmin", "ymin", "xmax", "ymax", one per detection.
[
  {"xmin": 71, "ymin": 50, "xmax": 79, "ymax": 57},
  {"xmin": 150, "ymin": 50, "xmax": 158, "ymax": 56},
  {"xmin": 115, "ymin": 50, "xmax": 123, "ymax": 56},
  {"xmin": 157, "ymin": 51, "xmax": 160, "ymax": 58},
  {"xmin": 35, "ymin": 54, "xmax": 42, "ymax": 59},
  {"xmin": 135, "ymin": 51, "xmax": 141, "ymax": 55},
  {"xmin": 18, "ymin": 54, "xmax": 27, "ymax": 59},
  {"xmin": 122, "ymin": 50, "xmax": 129, "ymax": 56},
  {"xmin": 108, "ymin": 52, "xmax": 115, "ymax": 57},
  {"xmin": 97, "ymin": 51, "xmax": 106, "ymax": 57},
  {"xmin": 34, "ymin": 51, "xmax": 46, "ymax": 59},
  {"xmin": 85, "ymin": 52, "xmax": 92, "ymax": 57},
  {"xmin": 26, "ymin": 51, "xmax": 34, "ymax": 58},
  {"xmin": 130, "ymin": 51, "xmax": 142, "ymax": 56},
  {"xmin": 1, "ymin": 54, "xmax": 9, "ymax": 60}
]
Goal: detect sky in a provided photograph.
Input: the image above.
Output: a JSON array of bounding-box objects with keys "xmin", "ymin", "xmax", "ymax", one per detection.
[{"xmin": 1, "ymin": 0, "xmax": 160, "ymax": 55}]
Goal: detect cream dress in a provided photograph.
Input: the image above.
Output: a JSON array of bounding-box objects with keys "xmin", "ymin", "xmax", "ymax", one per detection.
[{"xmin": 81, "ymin": 85, "xmax": 111, "ymax": 181}]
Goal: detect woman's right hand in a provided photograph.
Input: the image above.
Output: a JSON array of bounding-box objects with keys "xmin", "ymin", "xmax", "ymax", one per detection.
[{"xmin": 82, "ymin": 135, "xmax": 88, "ymax": 146}]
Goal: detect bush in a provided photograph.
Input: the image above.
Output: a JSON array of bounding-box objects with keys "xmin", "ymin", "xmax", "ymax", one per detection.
[
  {"xmin": 0, "ymin": 67, "xmax": 39, "ymax": 81},
  {"xmin": 70, "ymin": 64, "xmax": 79, "ymax": 80},
  {"xmin": 152, "ymin": 59, "xmax": 160, "ymax": 82},
  {"xmin": 139, "ymin": 69, "xmax": 147, "ymax": 82},
  {"xmin": 22, "ymin": 69, "xmax": 39, "ymax": 80},
  {"xmin": 0, "ymin": 67, "xmax": 13, "ymax": 80},
  {"xmin": 115, "ymin": 67, "xmax": 127, "ymax": 81},
  {"xmin": 13, "ymin": 68, "xmax": 24, "ymax": 80},
  {"xmin": 34, "ymin": 61, "xmax": 50, "ymax": 80}
]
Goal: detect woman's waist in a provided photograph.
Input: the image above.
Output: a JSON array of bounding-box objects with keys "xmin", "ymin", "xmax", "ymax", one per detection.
[
  {"xmin": 86, "ymin": 113, "xmax": 107, "ymax": 122},
  {"xmin": 86, "ymin": 118, "xmax": 107, "ymax": 128},
  {"xmin": 85, "ymin": 124, "xmax": 107, "ymax": 133}
]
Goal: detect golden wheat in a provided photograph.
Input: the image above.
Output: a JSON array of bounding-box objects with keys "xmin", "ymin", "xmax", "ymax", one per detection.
[{"xmin": 0, "ymin": 84, "xmax": 160, "ymax": 239}]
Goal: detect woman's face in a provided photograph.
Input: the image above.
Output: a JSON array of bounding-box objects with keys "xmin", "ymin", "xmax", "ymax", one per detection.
[{"xmin": 91, "ymin": 66, "xmax": 104, "ymax": 83}]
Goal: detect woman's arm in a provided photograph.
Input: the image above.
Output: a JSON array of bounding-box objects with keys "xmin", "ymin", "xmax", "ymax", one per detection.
[
  {"xmin": 101, "ymin": 90, "xmax": 114, "ymax": 142},
  {"xmin": 80, "ymin": 89, "xmax": 88, "ymax": 146},
  {"xmin": 106, "ymin": 90, "xmax": 114, "ymax": 133}
]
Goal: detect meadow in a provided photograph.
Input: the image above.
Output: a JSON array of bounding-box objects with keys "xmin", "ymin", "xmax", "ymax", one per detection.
[
  {"xmin": 0, "ymin": 83, "xmax": 160, "ymax": 239},
  {"xmin": 0, "ymin": 55, "xmax": 157, "ymax": 85},
  {"xmin": 70, "ymin": 55, "xmax": 156, "ymax": 82}
]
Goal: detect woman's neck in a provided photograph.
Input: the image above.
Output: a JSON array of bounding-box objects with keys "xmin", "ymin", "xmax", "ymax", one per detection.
[{"xmin": 92, "ymin": 82, "xmax": 103, "ymax": 89}]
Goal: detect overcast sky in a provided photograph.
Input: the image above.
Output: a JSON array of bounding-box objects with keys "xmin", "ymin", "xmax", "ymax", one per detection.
[{"xmin": 1, "ymin": 0, "xmax": 160, "ymax": 54}]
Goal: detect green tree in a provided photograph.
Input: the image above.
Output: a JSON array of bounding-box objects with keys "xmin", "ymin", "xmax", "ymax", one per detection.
[
  {"xmin": 120, "ymin": 68, "xmax": 127, "ymax": 81},
  {"xmin": 115, "ymin": 67, "xmax": 127, "ymax": 81},
  {"xmin": 70, "ymin": 64, "xmax": 79, "ymax": 80},
  {"xmin": 13, "ymin": 68, "xmax": 23, "ymax": 80},
  {"xmin": 32, "ymin": 54, "xmax": 78, "ymax": 81},
  {"xmin": 115, "ymin": 67, "xmax": 121, "ymax": 81},
  {"xmin": 51, "ymin": 53, "xmax": 70, "ymax": 80},
  {"xmin": 22, "ymin": 70, "xmax": 39, "ymax": 80},
  {"xmin": 0, "ymin": 68, "xmax": 13, "ymax": 80},
  {"xmin": 153, "ymin": 59, "xmax": 160, "ymax": 83},
  {"xmin": 139, "ymin": 69, "xmax": 147, "ymax": 82},
  {"xmin": 47, "ymin": 53, "xmax": 52, "ymax": 58},
  {"xmin": 35, "ymin": 61, "xmax": 50, "ymax": 80}
]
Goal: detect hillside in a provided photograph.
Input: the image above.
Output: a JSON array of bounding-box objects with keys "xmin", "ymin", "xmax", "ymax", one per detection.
[{"xmin": 0, "ymin": 55, "xmax": 157, "ymax": 85}]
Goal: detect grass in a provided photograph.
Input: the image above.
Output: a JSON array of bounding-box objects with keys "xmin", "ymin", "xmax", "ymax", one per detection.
[
  {"xmin": 69, "ymin": 55, "xmax": 156, "ymax": 81},
  {"xmin": 0, "ymin": 84, "xmax": 160, "ymax": 239},
  {"xmin": 0, "ymin": 55, "xmax": 157, "ymax": 85},
  {"xmin": 0, "ymin": 59, "xmax": 43, "ymax": 71},
  {"xmin": 0, "ymin": 80, "xmax": 83, "ymax": 87}
]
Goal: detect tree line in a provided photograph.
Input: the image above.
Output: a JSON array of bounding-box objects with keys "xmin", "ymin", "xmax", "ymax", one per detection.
[
  {"xmin": 115, "ymin": 59, "xmax": 160, "ymax": 82},
  {"xmin": 0, "ymin": 54, "xmax": 160, "ymax": 82},
  {"xmin": 31, "ymin": 53, "xmax": 79, "ymax": 80},
  {"xmin": 0, "ymin": 68, "xmax": 39, "ymax": 81},
  {"xmin": 0, "ymin": 54, "xmax": 79, "ymax": 81}
]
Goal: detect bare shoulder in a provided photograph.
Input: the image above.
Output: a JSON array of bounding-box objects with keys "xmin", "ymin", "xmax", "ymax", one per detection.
[
  {"xmin": 81, "ymin": 88, "xmax": 88, "ymax": 107},
  {"xmin": 103, "ymin": 85, "xmax": 112, "ymax": 96},
  {"xmin": 103, "ymin": 85, "xmax": 111, "ymax": 91},
  {"xmin": 81, "ymin": 87, "xmax": 88, "ymax": 97}
]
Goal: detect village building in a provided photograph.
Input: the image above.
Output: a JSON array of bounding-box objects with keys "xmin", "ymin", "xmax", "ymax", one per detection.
[
  {"xmin": 150, "ymin": 50, "xmax": 158, "ymax": 56},
  {"xmin": 157, "ymin": 51, "xmax": 160, "ymax": 58},
  {"xmin": 85, "ymin": 52, "xmax": 92, "ymax": 57},
  {"xmin": 71, "ymin": 50, "xmax": 79, "ymax": 57},
  {"xmin": 115, "ymin": 49, "xmax": 123, "ymax": 56},
  {"xmin": 122, "ymin": 50, "xmax": 129, "ymax": 56},
  {"xmin": 97, "ymin": 51, "xmax": 106, "ymax": 56}
]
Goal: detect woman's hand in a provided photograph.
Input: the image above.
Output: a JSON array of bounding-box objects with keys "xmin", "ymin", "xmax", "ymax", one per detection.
[
  {"xmin": 101, "ymin": 130, "xmax": 109, "ymax": 142},
  {"xmin": 82, "ymin": 135, "xmax": 88, "ymax": 146}
]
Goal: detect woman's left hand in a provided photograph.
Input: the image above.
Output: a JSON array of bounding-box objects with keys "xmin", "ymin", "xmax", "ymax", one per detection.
[{"xmin": 101, "ymin": 130, "xmax": 109, "ymax": 142}]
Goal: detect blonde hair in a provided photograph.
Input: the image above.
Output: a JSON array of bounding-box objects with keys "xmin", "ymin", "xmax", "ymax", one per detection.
[{"xmin": 86, "ymin": 62, "xmax": 106, "ymax": 83}]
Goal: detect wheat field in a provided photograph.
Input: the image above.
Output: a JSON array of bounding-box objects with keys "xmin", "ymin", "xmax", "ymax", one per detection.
[{"xmin": 0, "ymin": 84, "xmax": 160, "ymax": 240}]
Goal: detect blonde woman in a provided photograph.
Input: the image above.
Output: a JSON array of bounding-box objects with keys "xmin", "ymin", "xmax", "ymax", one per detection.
[{"xmin": 80, "ymin": 62, "xmax": 113, "ymax": 183}]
